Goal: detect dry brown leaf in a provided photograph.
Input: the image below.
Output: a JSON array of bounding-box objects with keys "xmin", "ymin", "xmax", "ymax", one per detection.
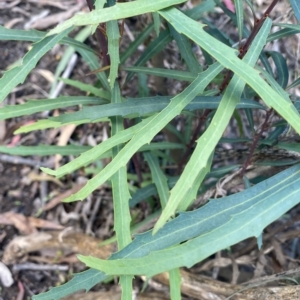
[
  {"xmin": 27, "ymin": 170, "xmax": 63, "ymax": 187},
  {"xmin": 55, "ymin": 124, "xmax": 77, "ymax": 168},
  {"xmin": 0, "ymin": 211, "xmax": 63, "ymax": 234},
  {"xmin": 153, "ymin": 270, "xmax": 240, "ymax": 299},
  {"xmin": 0, "ymin": 212, "xmax": 37, "ymax": 235},
  {"xmin": 34, "ymin": 69, "xmax": 55, "ymax": 84},
  {"xmin": 25, "ymin": 3, "xmax": 83, "ymax": 30},
  {"xmin": 27, "ymin": 0, "xmax": 78, "ymax": 10},
  {"xmin": 5, "ymin": 17, "xmax": 24, "ymax": 29},
  {"xmin": 0, "ymin": 119, "xmax": 6, "ymax": 142},
  {"xmin": 27, "ymin": 217, "xmax": 64, "ymax": 230},
  {"xmin": 3, "ymin": 230, "xmax": 114, "ymax": 264},
  {"xmin": 43, "ymin": 184, "xmax": 85, "ymax": 211}
]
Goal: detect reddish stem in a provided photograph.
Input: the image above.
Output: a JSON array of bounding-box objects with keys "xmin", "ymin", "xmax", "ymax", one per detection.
[
  {"xmin": 241, "ymin": 109, "xmax": 273, "ymax": 176},
  {"xmin": 85, "ymin": 0, "xmax": 110, "ymax": 67}
]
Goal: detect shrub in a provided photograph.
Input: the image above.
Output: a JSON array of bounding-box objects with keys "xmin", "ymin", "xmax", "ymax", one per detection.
[{"xmin": 1, "ymin": 0, "xmax": 300, "ymax": 299}]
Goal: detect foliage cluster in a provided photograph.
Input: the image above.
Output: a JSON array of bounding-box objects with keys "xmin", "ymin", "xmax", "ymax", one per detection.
[{"xmin": 1, "ymin": 0, "xmax": 300, "ymax": 299}]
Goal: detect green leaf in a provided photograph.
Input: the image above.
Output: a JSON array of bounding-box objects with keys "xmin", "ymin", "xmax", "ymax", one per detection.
[
  {"xmin": 267, "ymin": 27, "xmax": 300, "ymax": 42},
  {"xmin": 58, "ymin": 78, "xmax": 111, "ymax": 99},
  {"xmin": 0, "ymin": 26, "xmax": 94, "ymax": 54},
  {"xmin": 129, "ymin": 177, "xmax": 178, "ymax": 208},
  {"xmin": 186, "ymin": 0, "xmax": 216, "ymax": 20},
  {"xmin": 259, "ymin": 51, "xmax": 274, "ymax": 77},
  {"xmin": 78, "ymin": 43, "xmax": 110, "ymax": 91},
  {"xmin": 110, "ymin": 82, "xmax": 132, "ymax": 248},
  {"xmin": 152, "ymin": 12, "xmax": 161, "ymax": 37},
  {"xmin": 158, "ymin": 8, "xmax": 300, "ymax": 134},
  {"xmin": 287, "ymin": 77, "xmax": 300, "ymax": 90},
  {"xmin": 95, "ymin": 0, "xmax": 107, "ymax": 9},
  {"xmin": 0, "ymin": 145, "xmax": 92, "ymax": 156},
  {"xmin": 235, "ymin": 0, "xmax": 244, "ymax": 42},
  {"xmin": 258, "ymin": 66, "xmax": 290, "ymax": 100},
  {"xmin": 47, "ymin": 0, "xmax": 187, "ymax": 36},
  {"xmin": 17, "ymin": 96, "xmax": 264, "ymax": 133},
  {"xmin": 35, "ymin": 161, "xmax": 300, "ymax": 297},
  {"xmin": 272, "ymin": 23, "xmax": 300, "ymax": 31},
  {"xmin": 110, "ymin": 82, "xmax": 133, "ymax": 298},
  {"xmin": 125, "ymin": 29, "xmax": 173, "ymax": 83},
  {"xmin": 45, "ymin": 62, "xmax": 223, "ymax": 201},
  {"xmin": 0, "ymin": 27, "xmax": 73, "ymax": 103},
  {"xmin": 49, "ymin": 26, "xmax": 92, "ymax": 97},
  {"xmin": 169, "ymin": 25, "xmax": 202, "ymax": 74},
  {"xmin": 290, "ymin": 0, "xmax": 300, "ymax": 21},
  {"xmin": 267, "ymin": 51, "xmax": 289, "ymax": 88},
  {"xmin": 0, "ymin": 25, "xmax": 110, "ymax": 91},
  {"xmin": 120, "ymin": 23, "xmax": 154, "ymax": 64},
  {"xmin": 32, "ymin": 269, "xmax": 108, "ymax": 300},
  {"xmin": 0, "ymin": 97, "xmax": 107, "ymax": 120},
  {"xmin": 169, "ymin": 268, "xmax": 181, "ymax": 300},
  {"xmin": 106, "ymin": 19, "xmax": 120, "ymax": 89},
  {"xmin": 40, "ymin": 119, "xmax": 153, "ymax": 178},
  {"xmin": 0, "ymin": 142, "xmax": 183, "ymax": 157},
  {"xmin": 123, "ymin": 66, "xmax": 196, "ymax": 81},
  {"xmin": 144, "ymin": 152, "xmax": 169, "ymax": 209},
  {"xmin": 154, "ymin": 11, "xmax": 272, "ymax": 232},
  {"xmin": 78, "ymin": 164, "xmax": 300, "ymax": 276}
]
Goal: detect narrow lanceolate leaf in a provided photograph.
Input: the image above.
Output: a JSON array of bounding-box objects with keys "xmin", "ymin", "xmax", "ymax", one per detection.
[
  {"xmin": 47, "ymin": 0, "xmax": 187, "ymax": 36},
  {"xmin": 0, "ymin": 27, "xmax": 73, "ymax": 103},
  {"xmin": 50, "ymin": 63, "xmax": 223, "ymax": 202},
  {"xmin": 120, "ymin": 23, "xmax": 154, "ymax": 64},
  {"xmin": 258, "ymin": 67, "xmax": 290, "ymax": 101},
  {"xmin": 0, "ymin": 97, "xmax": 107, "ymax": 120},
  {"xmin": 234, "ymin": 0, "xmax": 244, "ymax": 42},
  {"xmin": 32, "ymin": 269, "xmax": 108, "ymax": 300},
  {"xmin": 106, "ymin": 19, "xmax": 120, "ymax": 89},
  {"xmin": 272, "ymin": 23, "xmax": 300, "ymax": 31},
  {"xmin": 267, "ymin": 51, "xmax": 289, "ymax": 88},
  {"xmin": 123, "ymin": 66, "xmax": 196, "ymax": 82},
  {"xmin": 144, "ymin": 152, "xmax": 169, "ymax": 209},
  {"xmin": 0, "ymin": 26, "xmax": 110, "ymax": 91},
  {"xmin": 267, "ymin": 28, "xmax": 300, "ymax": 42},
  {"xmin": 59, "ymin": 78, "xmax": 111, "ymax": 99},
  {"xmin": 18, "ymin": 96, "xmax": 263, "ymax": 133},
  {"xmin": 153, "ymin": 15, "xmax": 272, "ymax": 233},
  {"xmin": 0, "ymin": 142, "xmax": 182, "ymax": 158},
  {"xmin": 169, "ymin": 25, "xmax": 202, "ymax": 74},
  {"xmin": 125, "ymin": 29, "xmax": 173, "ymax": 83},
  {"xmin": 49, "ymin": 26, "xmax": 92, "ymax": 97},
  {"xmin": 34, "ymin": 165, "xmax": 300, "ymax": 296},
  {"xmin": 290, "ymin": 0, "xmax": 300, "ymax": 21},
  {"xmin": 78, "ymin": 44, "xmax": 111, "ymax": 92},
  {"xmin": 287, "ymin": 77, "xmax": 300, "ymax": 90},
  {"xmin": 0, "ymin": 26, "xmax": 94, "ymax": 54},
  {"xmin": 152, "ymin": 12, "xmax": 161, "ymax": 37},
  {"xmin": 41, "ymin": 119, "xmax": 153, "ymax": 178},
  {"xmin": 169, "ymin": 268, "xmax": 181, "ymax": 300},
  {"xmin": 78, "ymin": 164, "xmax": 300, "ymax": 277},
  {"xmin": 0, "ymin": 145, "xmax": 92, "ymax": 156},
  {"xmin": 95, "ymin": 0, "xmax": 107, "ymax": 9},
  {"xmin": 110, "ymin": 83, "xmax": 132, "ymax": 249},
  {"xmin": 177, "ymin": 154, "xmax": 212, "ymax": 212},
  {"xmin": 159, "ymin": 8, "xmax": 300, "ymax": 135},
  {"xmin": 110, "ymin": 82, "xmax": 133, "ymax": 298}
]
